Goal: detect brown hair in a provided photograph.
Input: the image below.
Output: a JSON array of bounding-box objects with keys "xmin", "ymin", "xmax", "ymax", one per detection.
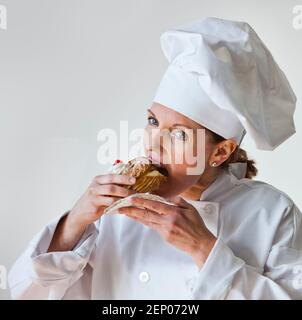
[{"xmin": 209, "ymin": 130, "xmax": 258, "ymax": 179}]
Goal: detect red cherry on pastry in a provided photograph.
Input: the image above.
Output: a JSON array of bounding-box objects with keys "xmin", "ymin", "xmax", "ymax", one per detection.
[{"xmin": 113, "ymin": 159, "xmax": 122, "ymax": 165}]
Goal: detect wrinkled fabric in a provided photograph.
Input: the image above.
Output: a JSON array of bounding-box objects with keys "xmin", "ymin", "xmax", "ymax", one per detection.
[
  {"xmin": 153, "ymin": 17, "xmax": 297, "ymax": 150},
  {"xmin": 8, "ymin": 162, "xmax": 302, "ymax": 299}
]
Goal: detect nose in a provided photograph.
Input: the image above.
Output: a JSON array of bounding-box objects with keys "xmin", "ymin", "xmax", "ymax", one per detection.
[
  {"xmin": 147, "ymin": 150, "xmax": 161, "ymax": 164},
  {"xmin": 144, "ymin": 127, "xmax": 162, "ymax": 158},
  {"xmin": 144, "ymin": 127, "xmax": 171, "ymax": 164}
]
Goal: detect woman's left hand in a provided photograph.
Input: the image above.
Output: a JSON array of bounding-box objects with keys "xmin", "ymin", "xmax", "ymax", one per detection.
[{"xmin": 117, "ymin": 195, "xmax": 217, "ymax": 269}]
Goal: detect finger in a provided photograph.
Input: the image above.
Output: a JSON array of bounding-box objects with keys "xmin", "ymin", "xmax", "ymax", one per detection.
[
  {"xmin": 126, "ymin": 214, "xmax": 161, "ymax": 230},
  {"xmin": 165, "ymin": 195, "xmax": 192, "ymax": 209},
  {"xmin": 118, "ymin": 206, "xmax": 164, "ymax": 224},
  {"xmin": 143, "ymin": 221, "xmax": 163, "ymax": 232},
  {"xmin": 129, "ymin": 197, "xmax": 181, "ymax": 215},
  {"xmin": 94, "ymin": 174, "xmax": 136, "ymax": 186},
  {"xmin": 91, "ymin": 184, "xmax": 136, "ymax": 197},
  {"xmin": 120, "ymin": 210, "xmax": 165, "ymax": 234},
  {"xmin": 92, "ymin": 195, "xmax": 122, "ymax": 207}
]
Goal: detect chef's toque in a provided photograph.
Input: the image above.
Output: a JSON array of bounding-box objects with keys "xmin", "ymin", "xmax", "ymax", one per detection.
[{"xmin": 153, "ymin": 17, "xmax": 297, "ymax": 150}]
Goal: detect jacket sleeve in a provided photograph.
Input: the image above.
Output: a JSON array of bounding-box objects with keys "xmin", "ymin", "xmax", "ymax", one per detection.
[
  {"xmin": 188, "ymin": 203, "xmax": 302, "ymax": 300},
  {"xmin": 8, "ymin": 212, "xmax": 99, "ymax": 300}
]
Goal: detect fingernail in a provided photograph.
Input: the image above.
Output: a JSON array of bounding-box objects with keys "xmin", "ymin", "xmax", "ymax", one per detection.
[{"xmin": 130, "ymin": 177, "xmax": 136, "ymax": 183}]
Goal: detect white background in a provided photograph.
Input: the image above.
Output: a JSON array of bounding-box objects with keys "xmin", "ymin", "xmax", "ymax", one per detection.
[{"xmin": 0, "ymin": 0, "xmax": 301, "ymax": 299}]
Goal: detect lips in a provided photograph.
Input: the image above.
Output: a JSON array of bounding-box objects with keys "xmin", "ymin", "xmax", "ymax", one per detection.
[
  {"xmin": 155, "ymin": 165, "xmax": 169, "ymax": 178},
  {"xmin": 147, "ymin": 151, "xmax": 160, "ymax": 164},
  {"xmin": 147, "ymin": 151, "xmax": 170, "ymax": 177}
]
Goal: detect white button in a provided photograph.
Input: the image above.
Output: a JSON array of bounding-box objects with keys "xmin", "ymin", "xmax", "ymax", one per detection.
[
  {"xmin": 203, "ymin": 204, "xmax": 215, "ymax": 215},
  {"xmin": 139, "ymin": 271, "xmax": 150, "ymax": 283}
]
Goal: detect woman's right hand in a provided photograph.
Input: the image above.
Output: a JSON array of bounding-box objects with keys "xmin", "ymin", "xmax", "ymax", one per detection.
[
  {"xmin": 68, "ymin": 174, "xmax": 136, "ymax": 227},
  {"xmin": 47, "ymin": 174, "xmax": 136, "ymax": 252}
]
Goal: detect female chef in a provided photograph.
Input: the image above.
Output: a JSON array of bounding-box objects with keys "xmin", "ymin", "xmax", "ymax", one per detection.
[{"xmin": 8, "ymin": 17, "xmax": 302, "ymax": 299}]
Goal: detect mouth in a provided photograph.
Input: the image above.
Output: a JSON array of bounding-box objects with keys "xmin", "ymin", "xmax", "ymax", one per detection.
[
  {"xmin": 148, "ymin": 158, "xmax": 169, "ymax": 178},
  {"xmin": 155, "ymin": 164, "xmax": 169, "ymax": 178},
  {"xmin": 146, "ymin": 151, "xmax": 171, "ymax": 178}
]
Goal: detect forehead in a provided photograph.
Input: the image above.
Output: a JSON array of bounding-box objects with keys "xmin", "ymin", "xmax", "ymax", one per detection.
[{"xmin": 149, "ymin": 102, "xmax": 204, "ymax": 129}]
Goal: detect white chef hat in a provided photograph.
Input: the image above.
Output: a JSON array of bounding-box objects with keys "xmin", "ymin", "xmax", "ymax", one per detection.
[{"xmin": 153, "ymin": 17, "xmax": 297, "ymax": 150}]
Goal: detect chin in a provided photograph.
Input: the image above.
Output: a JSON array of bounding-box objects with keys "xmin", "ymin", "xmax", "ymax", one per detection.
[
  {"xmin": 152, "ymin": 182, "xmax": 182, "ymax": 198},
  {"xmin": 152, "ymin": 189, "xmax": 177, "ymax": 198}
]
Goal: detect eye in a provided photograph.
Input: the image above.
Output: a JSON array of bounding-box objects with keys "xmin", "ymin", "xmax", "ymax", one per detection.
[
  {"xmin": 171, "ymin": 129, "xmax": 188, "ymax": 141},
  {"xmin": 147, "ymin": 116, "xmax": 159, "ymax": 126}
]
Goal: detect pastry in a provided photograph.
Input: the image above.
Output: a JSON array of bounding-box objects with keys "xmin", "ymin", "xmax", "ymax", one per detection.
[
  {"xmin": 104, "ymin": 157, "xmax": 170, "ymax": 215},
  {"xmin": 108, "ymin": 157, "xmax": 168, "ymax": 193},
  {"xmin": 104, "ymin": 192, "xmax": 175, "ymax": 215}
]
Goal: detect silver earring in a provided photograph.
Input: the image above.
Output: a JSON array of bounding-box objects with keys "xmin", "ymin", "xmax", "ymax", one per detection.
[{"xmin": 211, "ymin": 162, "xmax": 218, "ymax": 167}]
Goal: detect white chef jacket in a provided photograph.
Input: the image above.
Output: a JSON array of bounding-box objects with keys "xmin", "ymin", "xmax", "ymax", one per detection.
[{"xmin": 8, "ymin": 162, "xmax": 302, "ymax": 300}]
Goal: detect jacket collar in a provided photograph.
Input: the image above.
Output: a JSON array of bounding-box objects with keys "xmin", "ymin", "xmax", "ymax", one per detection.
[
  {"xmin": 184, "ymin": 162, "xmax": 247, "ymax": 237},
  {"xmin": 199, "ymin": 162, "xmax": 247, "ymax": 201}
]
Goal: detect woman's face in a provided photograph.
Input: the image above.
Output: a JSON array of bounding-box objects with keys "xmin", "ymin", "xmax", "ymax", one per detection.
[{"xmin": 143, "ymin": 102, "xmax": 215, "ymax": 197}]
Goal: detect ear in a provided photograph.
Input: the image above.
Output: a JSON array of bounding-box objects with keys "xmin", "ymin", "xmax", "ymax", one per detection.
[{"xmin": 209, "ymin": 139, "xmax": 237, "ymax": 166}]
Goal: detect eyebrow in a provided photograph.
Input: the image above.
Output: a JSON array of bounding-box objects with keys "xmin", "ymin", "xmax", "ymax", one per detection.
[
  {"xmin": 147, "ymin": 108, "xmax": 156, "ymax": 116},
  {"xmin": 147, "ymin": 108, "xmax": 192, "ymax": 129}
]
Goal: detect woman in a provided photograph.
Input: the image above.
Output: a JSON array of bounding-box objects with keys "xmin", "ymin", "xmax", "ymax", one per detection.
[{"xmin": 8, "ymin": 17, "xmax": 302, "ymax": 299}]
